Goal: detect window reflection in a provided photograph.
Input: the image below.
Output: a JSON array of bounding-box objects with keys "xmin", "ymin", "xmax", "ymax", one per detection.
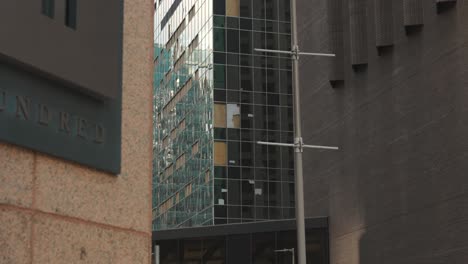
[{"xmin": 226, "ymin": 104, "xmax": 241, "ymax": 128}]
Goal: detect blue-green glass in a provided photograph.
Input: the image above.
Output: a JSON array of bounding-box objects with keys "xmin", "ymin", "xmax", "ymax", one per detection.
[
  {"xmin": 214, "ymin": 15, "xmax": 226, "ymax": 28},
  {"xmin": 213, "ymin": 28, "xmax": 225, "ymax": 51},
  {"xmin": 153, "ymin": 0, "xmax": 294, "ymax": 230},
  {"xmin": 213, "ymin": 65, "xmax": 225, "ymax": 89}
]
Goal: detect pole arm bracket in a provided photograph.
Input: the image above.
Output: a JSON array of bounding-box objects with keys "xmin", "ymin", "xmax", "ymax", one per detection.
[
  {"xmin": 292, "ymin": 45, "xmax": 300, "ymax": 60},
  {"xmin": 294, "ymin": 137, "xmax": 304, "ymax": 153}
]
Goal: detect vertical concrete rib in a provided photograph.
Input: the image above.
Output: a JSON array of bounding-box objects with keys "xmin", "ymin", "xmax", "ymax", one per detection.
[
  {"xmin": 374, "ymin": 0, "xmax": 393, "ymax": 47},
  {"xmin": 348, "ymin": 0, "xmax": 368, "ymax": 66},
  {"xmin": 403, "ymin": 0, "xmax": 424, "ymax": 26},
  {"xmin": 327, "ymin": 0, "xmax": 344, "ymax": 81}
]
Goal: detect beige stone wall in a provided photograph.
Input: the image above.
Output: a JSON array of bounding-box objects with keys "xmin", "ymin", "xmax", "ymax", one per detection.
[{"xmin": 0, "ymin": 0, "xmax": 154, "ymax": 263}]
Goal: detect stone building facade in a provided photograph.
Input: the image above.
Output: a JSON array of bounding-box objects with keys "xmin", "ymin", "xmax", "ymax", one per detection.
[{"xmin": 0, "ymin": 0, "xmax": 154, "ymax": 263}]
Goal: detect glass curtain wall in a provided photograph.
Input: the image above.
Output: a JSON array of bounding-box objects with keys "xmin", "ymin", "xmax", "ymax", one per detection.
[
  {"xmin": 153, "ymin": 0, "xmax": 215, "ymax": 230},
  {"xmin": 212, "ymin": 0, "xmax": 294, "ymax": 224},
  {"xmin": 153, "ymin": 0, "xmax": 294, "ymax": 230}
]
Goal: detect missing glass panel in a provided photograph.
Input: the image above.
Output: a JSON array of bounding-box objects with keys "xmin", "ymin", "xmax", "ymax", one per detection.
[
  {"xmin": 214, "ymin": 104, "xmax": 227, "ymax": 128},
  {"xmin": 214, "ymin": 142, "xmax": 227, "ymax": 166},
  {"xmin": 227, "ymin": 104, "xmax": 241, "ymax": 128},
  {"xmin": 226, "ymin": 0, "xmax": 240, "ymax": 16}
]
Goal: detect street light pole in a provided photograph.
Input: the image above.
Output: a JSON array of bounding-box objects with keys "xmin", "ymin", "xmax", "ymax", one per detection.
[
  {"xmin": 254, "ymin": 0, "xmax": 337, "ymax": 263},
  {"xmin": 289, "ymin": 0, "xmax": 309, "ymax": 262}
]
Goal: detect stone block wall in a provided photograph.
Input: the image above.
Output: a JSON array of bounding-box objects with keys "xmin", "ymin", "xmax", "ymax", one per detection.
[{"xmin": 0, "ymin": 0, "xmax": 154, "ymax": 263}]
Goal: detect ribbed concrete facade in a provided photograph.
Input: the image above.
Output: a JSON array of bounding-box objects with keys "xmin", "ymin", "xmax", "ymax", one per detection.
[{"xmin": 297, "ymin": 0, "xmax": 468, "ymax": 263}]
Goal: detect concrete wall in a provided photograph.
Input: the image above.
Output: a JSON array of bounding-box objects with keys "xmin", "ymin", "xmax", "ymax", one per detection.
[
  {"xmin": 0, "ymin": 0, "xmax": 154, "ymax": 263},
  {"xmin": 297, "ymin": 0, "xmax": 468, "ymax": 263}
]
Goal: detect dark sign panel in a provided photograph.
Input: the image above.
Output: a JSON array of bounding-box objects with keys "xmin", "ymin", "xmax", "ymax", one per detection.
[{"xmin": 0, "ymin": 0, "xmax": 123, "ymax": 174}]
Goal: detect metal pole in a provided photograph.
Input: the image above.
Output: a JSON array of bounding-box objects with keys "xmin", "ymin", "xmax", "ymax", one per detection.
[
  {"xmin": 257, "ymin": 141, "xmax": 339, "ymax": 150},
  {"xmin": 254, "ymin": 48, "xmax": 335, "ymax": 57},
  {"xmin": 292, "ymin": 248, "xmax": 296, "ymax": 264},
  {"xmin": 290, "ymin": 0, "xmax": 306, "ymax": 262},
  {"xmin": 154, "ymin": 245, "xmax": 160, "ymax": 264}
]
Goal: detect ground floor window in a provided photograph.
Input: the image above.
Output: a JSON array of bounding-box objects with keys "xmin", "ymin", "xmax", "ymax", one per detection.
[{"xmin": 153, "ymin": 226, "xmax": 328, "ymax": 264}]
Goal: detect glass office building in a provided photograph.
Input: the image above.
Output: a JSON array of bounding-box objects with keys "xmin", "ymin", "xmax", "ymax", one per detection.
[{"xmin": 153, "ymin": 0, "xmax": 293, "ymax": 230}]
